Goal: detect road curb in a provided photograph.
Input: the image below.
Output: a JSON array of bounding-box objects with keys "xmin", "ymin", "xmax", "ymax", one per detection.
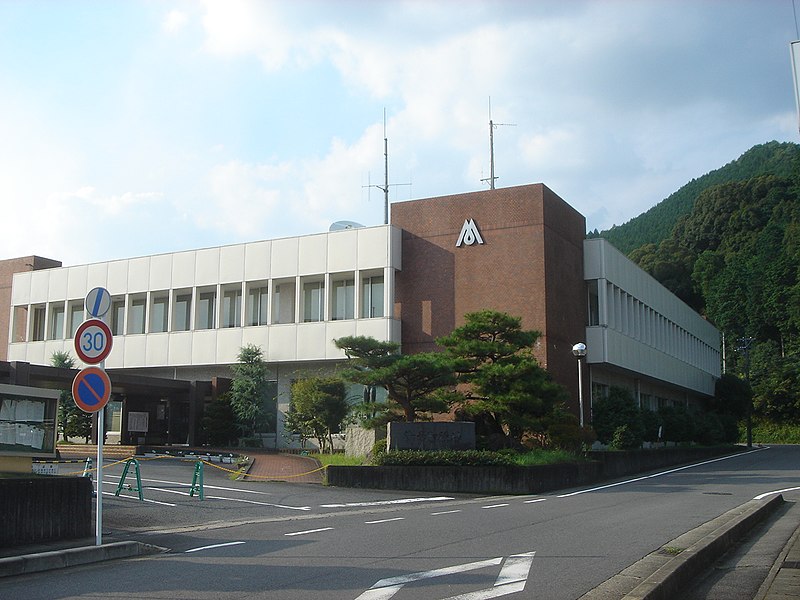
[
  {"xmin": 622, "ymin": 494, "xmax": 785, "ymax": 600},
  {"xmin": 0, "ymin": 541, "xmax": 165, "ymax": 578},
  {"xmin": 581, "ymin": 494, "xmax": 785, "ymax": 600}
]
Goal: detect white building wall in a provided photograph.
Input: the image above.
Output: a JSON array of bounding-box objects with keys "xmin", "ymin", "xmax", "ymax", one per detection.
[
  {"xmin": 584, "ymin": 238, "xmax": 721, "ymax": 398},
  {"xmin": 8, "ymin": 226, "xmax": 402, "ymax": 371}
]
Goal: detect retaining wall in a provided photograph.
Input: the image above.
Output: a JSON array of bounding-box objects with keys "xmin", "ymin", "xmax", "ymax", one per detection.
[
  {"xmin": 0, "ymin": 477, "xmax": 93, "ymax": 548},
  {"xmin": 326, "ymin": 446, "xmax": 743, "ymax": 494}
]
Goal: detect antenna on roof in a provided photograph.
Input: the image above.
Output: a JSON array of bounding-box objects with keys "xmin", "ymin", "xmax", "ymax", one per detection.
[
  {"xmin": 480, "ymin": 97, "xmax": 516, "ymax": 190},
  {"xmin": 363, "ymin": 109, "xmax": 411, "ymax": 224}
]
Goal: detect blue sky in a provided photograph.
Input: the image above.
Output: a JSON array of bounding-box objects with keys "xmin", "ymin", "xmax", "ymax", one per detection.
[{"xmin": 1, "ymin": 0, "xmax": 797, "ymax": 266}]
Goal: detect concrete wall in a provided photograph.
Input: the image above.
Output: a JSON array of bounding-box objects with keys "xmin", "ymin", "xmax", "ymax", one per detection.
[
  {"xmin": 326, "ymin": 446, "xmax": 742, "ymax": 494},
  {"xmin": 0, "ymin": 476, "xmax": 92, "ymax": 547}
]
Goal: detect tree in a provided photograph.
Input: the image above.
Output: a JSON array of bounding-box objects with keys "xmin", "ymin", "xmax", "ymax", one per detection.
[
  {"xmin": 201, "ymin": 393, "xmax": 239, "ymax": 447},
  {"xmin": 753, "ymin": 356, "xmax": 800, "ymax": 423},
  {"xmin": 229, "ymin": 344, "xmax": 269, "ymax": 438},
  {"xmin": 591, "ymin": 387, "xmax": 643, "ymax": 446},
  {"xmin": 711, "ymin": 373, "xmax": 752, "ymax": 420},
  {"xmin": 286, "ymin": 378, "xmax": 349, "ymax": 453},
  {"xmin": 438, "ymin": 310, "xmax": 569, "ymax": 447},
  {"xmin": 334, "ymin": 336, "xmax": 456, "ymax": 423},
  {"xmin": 51, "ymin": 351, "xmax": 91, "ymax": 442}
]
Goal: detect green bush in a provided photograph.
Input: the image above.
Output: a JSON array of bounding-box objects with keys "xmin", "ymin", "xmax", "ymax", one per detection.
[
  {"xmin": 592, "ymin": 387, "xmax": 643, "ymax": 444},
  {"xmin": 609, "ymin": 425, "xmax": 641, "ymax": 450},
  {"xmin": 371, "ymin": 438, "xmax": 387, "ymax": 457},
  {"xmin": 747, "ymin": 419, "xmax": 800, "ymax": 443},
  {"xmin": 372, "ymin": 450, "xmax": 515, "ymax": 467},
  {"xmin": 659, "ymin": 405, "xmax": 695, "ymax": 443},
  {"xmin": 693, "ymin": 412, "xmax": 725, "ymax": 446},
  {"xmin": 239, "ymin": 436, "xmax": 263, "ymax": 448}
]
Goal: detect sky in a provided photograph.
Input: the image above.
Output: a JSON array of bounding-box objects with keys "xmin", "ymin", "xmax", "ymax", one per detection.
[{"xmin": 1, "ymin": 0, "xmax": 798, "ymax": 267}]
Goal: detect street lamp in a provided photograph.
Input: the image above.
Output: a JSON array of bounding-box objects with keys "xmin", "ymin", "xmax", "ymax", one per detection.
[{"xmin": 572, "ymin": 343, "xmax": 587, "ymax": 427}]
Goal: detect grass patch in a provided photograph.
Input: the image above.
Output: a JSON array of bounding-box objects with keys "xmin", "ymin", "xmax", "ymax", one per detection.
[
  {"xmin": 510, "ymin": 449, "xmax": 585, "ymax": 466},
  {"xmin": 308, "ymin": 453, "xmax": 366, "ymax": 467}
]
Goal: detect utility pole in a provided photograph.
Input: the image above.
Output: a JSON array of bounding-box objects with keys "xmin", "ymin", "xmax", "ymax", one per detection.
[
  {"xmin": 364, "ymin": 109, "xmax": 410, "ymax": 224},
  {"xmin": 481, "ymin": 98, "xmax": 515, "ymax": 190},
  {"xmin": 737, "ymin": 336, "xmax": 755, "ymax": 448}
]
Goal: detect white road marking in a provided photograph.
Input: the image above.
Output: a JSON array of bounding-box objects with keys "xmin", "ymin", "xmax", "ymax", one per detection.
[
  {"xmin": 524, "ymin": 498, "xmax": 546, "ymax": 504},
  {"xmin": 355, "ymin": 552, "xmax": 535, "ymax": 600},
  {"xmin": 558, "ymin": 449, "xmax": 766, "ymax": 497},
  {"xmin": 284, "ymin": 527, "xmax": 334, "ymax": 536},
  {"xmin": 101, "ymin": 491, "xmax": 176, "ymax": 507},
  {"xmin": 431, "ymin": 510, "xmax": 462, "ymax": 515},
  {"xmin": 185, "ymin": 541, "xmax": 245, "ymax": 553},
  {"xmin": 321, "ymin": 496, "xmax": 453, "ymax": 508},
  {"xmin": 481, "ymin": 504, "xmax": 509, "ymax": 509},
  {"xmin": 365, "ymin": 517, "xmax": 405, "ymax": 524},
  {"xmin": 104, "ymin": 474, "xmax": 310, "ymax": 509},
  {"xmin": 204, "ymin": 495, "xmax": 311, "ymax": 510},
  {"xmin": 754, "ymin": 486, "xmax": 800, "ymax": 500}
]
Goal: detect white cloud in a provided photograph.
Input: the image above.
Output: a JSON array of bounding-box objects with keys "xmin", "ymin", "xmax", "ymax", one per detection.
[{"xmin": 162, "ymin": 9, "xmax": 188, "ymax": 34}]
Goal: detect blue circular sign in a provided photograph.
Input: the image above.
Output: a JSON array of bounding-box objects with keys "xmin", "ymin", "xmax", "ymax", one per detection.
[{"xmin": 72, "ymin": 367, "xmax": 111, "ymax": 413}]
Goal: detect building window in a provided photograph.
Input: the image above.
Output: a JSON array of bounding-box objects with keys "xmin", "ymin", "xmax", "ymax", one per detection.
[
  {"xmin": 331, "ymin": 277, "xmax": 355, "ymax": 320},
  {"xmin": 150, "ymin": 294, "xmax": 169, "ymax": 333},
  {"xmin": 246, "ymin": 284, "xmax": 269, "ymax": 326},
  {"xmin": 362, "ymin": 275, "xmax": 384, "ymax": 318},
  {"xmin": 12, "ymin": 306, "xmax": 28, "ymax": 343},
  {"xmin": 588, "ymin": 279, "xmax": 600, "ymax": 326},
  {"xmin": 302, "ymin": 280, "xmax": 324, "ymax": 322},
  {"xmin": 31, "ymin": 305, "xmax": 45, "ymax": 341},
  {"xmin": 272, "ymin": 280, "xmax": 296, "ymax": 324},
  {"xmin": 173, "ymin": 292, "xmax": 192, "ymax": 332},
  {"xmin": 68, "ymin": 302, "xmax": 84, "ymax": 338},
  {"xmin": 128, "ymin": 296, "xmax": 146, "ymax": 335},
  {"xmin": 196, "ymin": 290, "xmax": 216, "ymax": 330},
  {"xmin": 111, "ymin": 299, "xmax": 125, "ymax": 336},
  {"xmin": 222, "ymin": 286, "xmax": 242, "ymax": 328},
  {"xmin": 49, "ymin": 303, "xmax": 65, "ymax": 340}
]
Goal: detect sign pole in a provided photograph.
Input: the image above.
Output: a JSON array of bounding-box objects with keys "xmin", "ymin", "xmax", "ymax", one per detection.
[{"xmin": 96, "ymin": 403, "xmax": 104, "ymax": 546}]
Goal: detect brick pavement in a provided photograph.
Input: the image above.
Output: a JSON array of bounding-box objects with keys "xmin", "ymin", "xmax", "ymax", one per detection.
[{"xmin": 232, "ymin": 451, "xmax": 325, "ymax": 484}]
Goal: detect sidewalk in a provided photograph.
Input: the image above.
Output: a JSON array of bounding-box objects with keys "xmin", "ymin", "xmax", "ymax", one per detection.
[
  {"xmin": 756, "ymin": 510, "xmax": 800, "ymax": 599},
  {"xmin": 239, "ymin": 450, "xmax": 325, "ymax": 484}
]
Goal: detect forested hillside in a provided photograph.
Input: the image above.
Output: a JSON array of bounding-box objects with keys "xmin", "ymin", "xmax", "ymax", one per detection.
[
  {"xmin": 616, "ymin": 142, "xmax": 800, "ymax": 427},
  {"xmin": 593, "ymin": 142, "xmax": 800, "ymax": 255}
]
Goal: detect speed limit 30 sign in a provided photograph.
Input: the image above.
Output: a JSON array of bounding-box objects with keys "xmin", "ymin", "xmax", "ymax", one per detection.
[{"xmin": 74, "ymin": 318, "xmax": 113, "ymax": 364}]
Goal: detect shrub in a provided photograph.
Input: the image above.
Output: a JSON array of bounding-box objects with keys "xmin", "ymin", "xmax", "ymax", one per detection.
[
  {"xmin": 239, "ymin": 436, "xmax": 263, "ymax": 448},
  {"xmin": 609, "ymin": 425, "xmax": 641, "ymax": 450},
  {"xmin": 592, "ymin": 387, "xmax": 643, "ymax": 444},
  {"xmin": 372, "ymin": 450, "xmax": 515, "ymax": 467},
  {"xmin": 370, "ymin": 438, "xmax": 387, "ymax": 457},
  {"xmin": 659, "ymin": 405, "xmax": 694, "ymax": 443}
]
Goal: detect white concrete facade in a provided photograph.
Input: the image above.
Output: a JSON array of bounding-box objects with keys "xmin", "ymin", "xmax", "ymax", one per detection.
[
  {"xmin": 8, "ymin": 226, "xmax": 402, "ymax": 369},
  {"xmin": 3, "ymin": 209, "xmax": 722, "ymax": 447},
  {"xmin": 583, "ymin": 238, "xmax": 721, "ymax": 407}
]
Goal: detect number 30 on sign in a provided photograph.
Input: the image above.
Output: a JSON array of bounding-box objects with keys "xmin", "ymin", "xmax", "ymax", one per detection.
[{"xmin": 74, "ymin": 319, "xmax": 113, "ymax": 364}]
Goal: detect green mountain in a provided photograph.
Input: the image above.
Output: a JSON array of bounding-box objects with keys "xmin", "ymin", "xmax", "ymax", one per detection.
[
  {"xmin": 610, "ymin": 142, "xmax": 800, "ymax": 425},
  {"xmin": 593, "ymin": 141, "xmax": 800, "ymax": 255}
]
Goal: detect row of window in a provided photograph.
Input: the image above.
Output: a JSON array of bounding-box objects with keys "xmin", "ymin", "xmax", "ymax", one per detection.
[
  {"xmin": 15, "ymin": 272, "xmax": 385, "ymax": 342},
  {"xmin": 591, "ymin": 383, "xmax": 685, "ymax": 411},
  {"xmin": 587, "ymin": 279, "xmax": 719, "ymax": 373}
]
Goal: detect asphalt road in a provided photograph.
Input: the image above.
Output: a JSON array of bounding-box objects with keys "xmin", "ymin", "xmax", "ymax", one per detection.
[{"xmin": 3, "ymin": 445, "xmax": 800, "ymax": 600}]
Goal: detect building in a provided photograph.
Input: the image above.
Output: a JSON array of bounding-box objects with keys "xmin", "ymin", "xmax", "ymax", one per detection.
[{"xmin": 1, "ymin": 184, "xmax": 721, "ymax": 449}]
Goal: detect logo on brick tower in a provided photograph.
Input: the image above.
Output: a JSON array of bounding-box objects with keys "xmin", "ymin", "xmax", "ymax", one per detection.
[{"xmin": 456, "ymin": 219, "xmax": 484, "ymax": 247}]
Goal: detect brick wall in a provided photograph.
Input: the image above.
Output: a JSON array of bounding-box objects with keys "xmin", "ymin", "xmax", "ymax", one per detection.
[
  {"xmin": 0, "ymin": 256, "xmax": 62, "ymax": 361},
  {"xmin": 391, "ymin": 184, "xmax": 587, "ymax": 416}
]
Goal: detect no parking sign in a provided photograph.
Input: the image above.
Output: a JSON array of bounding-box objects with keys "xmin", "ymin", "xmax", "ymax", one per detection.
[{"xmin": 72, "ymin": 366, "xmax": 112, "ymax": 413}]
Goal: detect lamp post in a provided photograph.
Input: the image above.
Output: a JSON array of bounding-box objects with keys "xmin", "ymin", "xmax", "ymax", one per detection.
[{"xmin": 572, "ymin": 343, "xmax": 587, "ymax": 427}]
